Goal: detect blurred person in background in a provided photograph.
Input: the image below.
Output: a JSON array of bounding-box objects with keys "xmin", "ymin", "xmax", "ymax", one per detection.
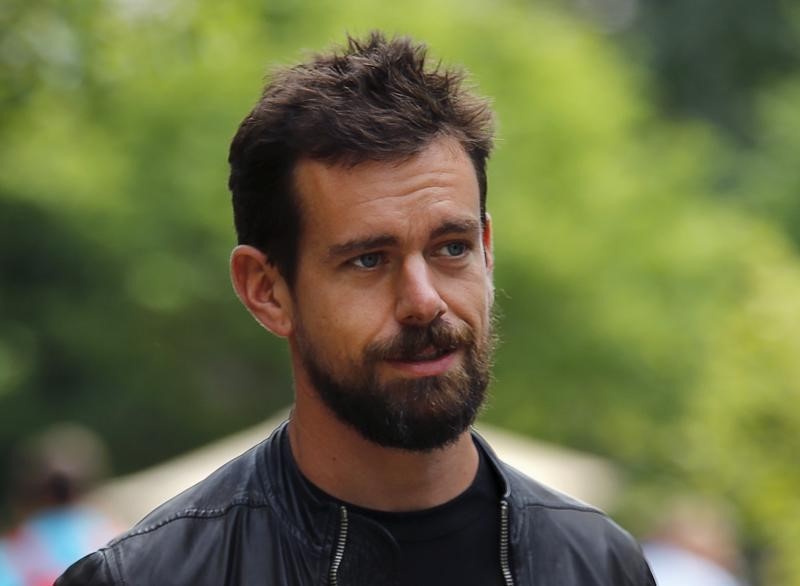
[
  {"xmin": 643, "ymin": 498, "xmax": 749, "ymax": 586},
  {"xmin": 0, "ymin": 424, "xmax": 116, "ymax": 586},
  {"xmin": 58, "ymin": 32, "xmax": 655, "ymax": 585}
]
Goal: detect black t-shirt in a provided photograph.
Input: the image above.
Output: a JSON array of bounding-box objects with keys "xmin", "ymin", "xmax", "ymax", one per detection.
[{"xmin": 306, "ymin": 446, "xmax": 505, "ymax": 586}]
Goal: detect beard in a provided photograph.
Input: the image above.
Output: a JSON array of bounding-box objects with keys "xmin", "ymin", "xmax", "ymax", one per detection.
[{"xmin": 295, "ymin": 316, "xmax": 495, "ymax": 452}]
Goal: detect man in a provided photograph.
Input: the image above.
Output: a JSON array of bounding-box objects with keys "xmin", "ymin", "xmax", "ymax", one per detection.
[{"xmin": 58, "ymin": 32, "xmax": 655, "ymax": 585}]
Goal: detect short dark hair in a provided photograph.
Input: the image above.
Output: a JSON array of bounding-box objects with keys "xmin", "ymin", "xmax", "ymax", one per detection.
[{"xmin": 228, "ymin": 31, "xmax": 495, "ymax": 286}]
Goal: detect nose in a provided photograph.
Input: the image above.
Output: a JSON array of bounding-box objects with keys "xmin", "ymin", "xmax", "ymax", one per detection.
[{"xmin": 395, "ymin": 255, "xmax": 447, "ymax": 326}]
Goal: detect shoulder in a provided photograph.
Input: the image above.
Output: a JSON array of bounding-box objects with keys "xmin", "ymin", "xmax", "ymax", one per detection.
[
  {"xmin": 56, "ymin": 551, "xmax": 117, "ymax": 585},
  {"xmin": 497, "ymin": 460, "xmax": 655, "ymax": 585},
  {"xmin": 57, "ymin": 431, "xmax": 283, "ymax": 585},
  {"xmin": 112, "ymin": 437, "xmax": 271, "ymax": 543},
  {"xmin": 502, "ymin": 460, "xmax": 620, "ymax": 537}
]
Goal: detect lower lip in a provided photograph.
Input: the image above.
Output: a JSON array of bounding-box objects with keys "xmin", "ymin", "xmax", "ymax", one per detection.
[{"xmin": 385, "ymin": 350, "xmax": 459, "ymax": 377}]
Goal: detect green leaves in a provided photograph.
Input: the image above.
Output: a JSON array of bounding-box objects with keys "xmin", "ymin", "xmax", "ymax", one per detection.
[{"xmin": 1, "ymin": 1, "xmax": 799, "ymax": 581}]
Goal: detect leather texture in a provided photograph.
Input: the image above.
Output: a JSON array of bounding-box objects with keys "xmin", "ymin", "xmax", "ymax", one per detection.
[{"xmin": 57, "ymin": 422, "xmax": 655, "ymax": 585}]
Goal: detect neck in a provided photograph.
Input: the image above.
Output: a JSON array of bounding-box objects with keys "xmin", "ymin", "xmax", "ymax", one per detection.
[{"xmin": 288, "ymin": 375, "xmax": 479, "ymax": 512}]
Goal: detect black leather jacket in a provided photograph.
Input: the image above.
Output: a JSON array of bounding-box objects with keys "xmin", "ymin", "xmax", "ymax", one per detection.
[{"xmin": 57, "ymin": 422, "xmax": 655, "ymax": 585}]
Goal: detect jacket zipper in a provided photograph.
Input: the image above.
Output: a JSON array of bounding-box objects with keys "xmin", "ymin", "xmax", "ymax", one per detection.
[
  {"xmin": 500, "ymin": 500, "xmax": 514, "ymax": 585},
  {"xmin": 329, "ymin": 505, "xmax": 349, "ymax": 586}
]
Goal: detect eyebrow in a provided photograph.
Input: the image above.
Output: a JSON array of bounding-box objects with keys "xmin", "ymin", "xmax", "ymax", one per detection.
[
  {"xmin": 327, "ymin": 234, "xmax": 399, "ymax": 261},
  {"xmin": 326, "ymin": 218, "xmax": 481, "ymax": 261},
  {"xmin": 429, "ymin": 218, "xmax": 481, "ymax": 241}
]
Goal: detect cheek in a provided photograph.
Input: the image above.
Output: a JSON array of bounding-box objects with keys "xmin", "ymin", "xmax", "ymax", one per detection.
[
  {"xmin": 296, "ymin": 283, "xmax": 389, "ymax": 361},
  {"xmin": 442, "ymin": 277, "xmax": 492, "ymax": 324}
]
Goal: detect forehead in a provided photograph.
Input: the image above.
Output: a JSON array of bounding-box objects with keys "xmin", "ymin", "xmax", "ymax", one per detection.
[{"xmin": 292, "ymin": 138, "xmax": 480, "ymax": 246}]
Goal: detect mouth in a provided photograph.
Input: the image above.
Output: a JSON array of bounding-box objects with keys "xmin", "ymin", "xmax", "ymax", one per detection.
[
  {"xmin": 385, "ymin": 346, "xmax": 460, "ymax": 377},
  {"xmin": 410, "ymin": 345, "xmax": 455, "ymax": 360}
]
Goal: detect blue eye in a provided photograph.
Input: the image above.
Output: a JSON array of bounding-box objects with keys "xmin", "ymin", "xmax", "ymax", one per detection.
[
  {"xmin": 444, "ymin": 242, "xmax": 467, "ymax": 256},
  {"xmin": 353, "ymin": 253, "xmax": 382, "ymax": 269}
]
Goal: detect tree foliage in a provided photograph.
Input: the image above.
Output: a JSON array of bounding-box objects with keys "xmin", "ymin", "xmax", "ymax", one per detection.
[{"xmin": 1, "ymin": 0, "xmax": 799, "ymax": 582}]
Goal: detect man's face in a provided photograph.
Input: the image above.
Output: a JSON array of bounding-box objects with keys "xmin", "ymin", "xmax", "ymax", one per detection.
[{"xmin": 290, "ymin": 138, "xmax": 495, "ymax": 452}]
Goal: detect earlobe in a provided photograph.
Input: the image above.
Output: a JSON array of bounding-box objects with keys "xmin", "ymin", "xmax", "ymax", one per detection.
[
  {"xmin": 230, "ymin": 245, "xmax": 294, "ymax": 338},
  {"xmin": 482, "ymin": 213, "xmax": 495, "ymax": 273},
  {"xmin": 482, "ymin": 214, "xmax": 496, "ymax": 303}
]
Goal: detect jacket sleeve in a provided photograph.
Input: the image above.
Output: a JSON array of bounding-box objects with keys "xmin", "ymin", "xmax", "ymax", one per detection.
[
  {"xmin": 623, "ymin": 550, "xmax": 657, "ymax": 586},
  {"xmin": 55, "ymin": 551, "xmax": 117, "ymax": 585},
  {"xmin": 619, "ymin": 548, "xmax": 657, "ymax": 586},
  {"xmin": 607, "ymin": 526, "xmax": 657, "ymax": 586}
]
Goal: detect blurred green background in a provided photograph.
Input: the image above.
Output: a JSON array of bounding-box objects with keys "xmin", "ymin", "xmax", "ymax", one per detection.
[{"xmin": 2, "ymin": 0, "xmax": 799, "ymax": 582}]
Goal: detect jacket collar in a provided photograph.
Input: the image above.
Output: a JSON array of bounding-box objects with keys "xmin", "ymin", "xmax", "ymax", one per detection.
[
  {"xmin": 257, "ymin": 420, "xmax": 341, "ymax": 551},
  {"xmin": 258, "ymin": 420, "xmax": 517, "ymax": 542},
  {"xmin": 470, "ymin": 427, "xmax": 513, "ymax": 500}
]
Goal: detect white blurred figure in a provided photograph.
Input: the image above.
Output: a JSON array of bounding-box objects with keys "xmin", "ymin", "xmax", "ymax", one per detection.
[{"xmin": 643, "ymin": 498, "xmax": 748, "ymax": 586}]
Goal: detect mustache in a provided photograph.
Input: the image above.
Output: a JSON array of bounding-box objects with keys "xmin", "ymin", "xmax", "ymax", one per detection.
[{"xmin": 364, "ymin": 318, "xmax": 475, "ymax": 362}]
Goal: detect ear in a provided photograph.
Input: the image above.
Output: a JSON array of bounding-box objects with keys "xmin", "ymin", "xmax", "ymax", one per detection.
[
  {"xmin": 230, "ymin": 245, "xmax": 294, "ymax": 338},
  {"xmin": 482, "ymin": 213, "xmax": 494, "ymax": 274}
]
